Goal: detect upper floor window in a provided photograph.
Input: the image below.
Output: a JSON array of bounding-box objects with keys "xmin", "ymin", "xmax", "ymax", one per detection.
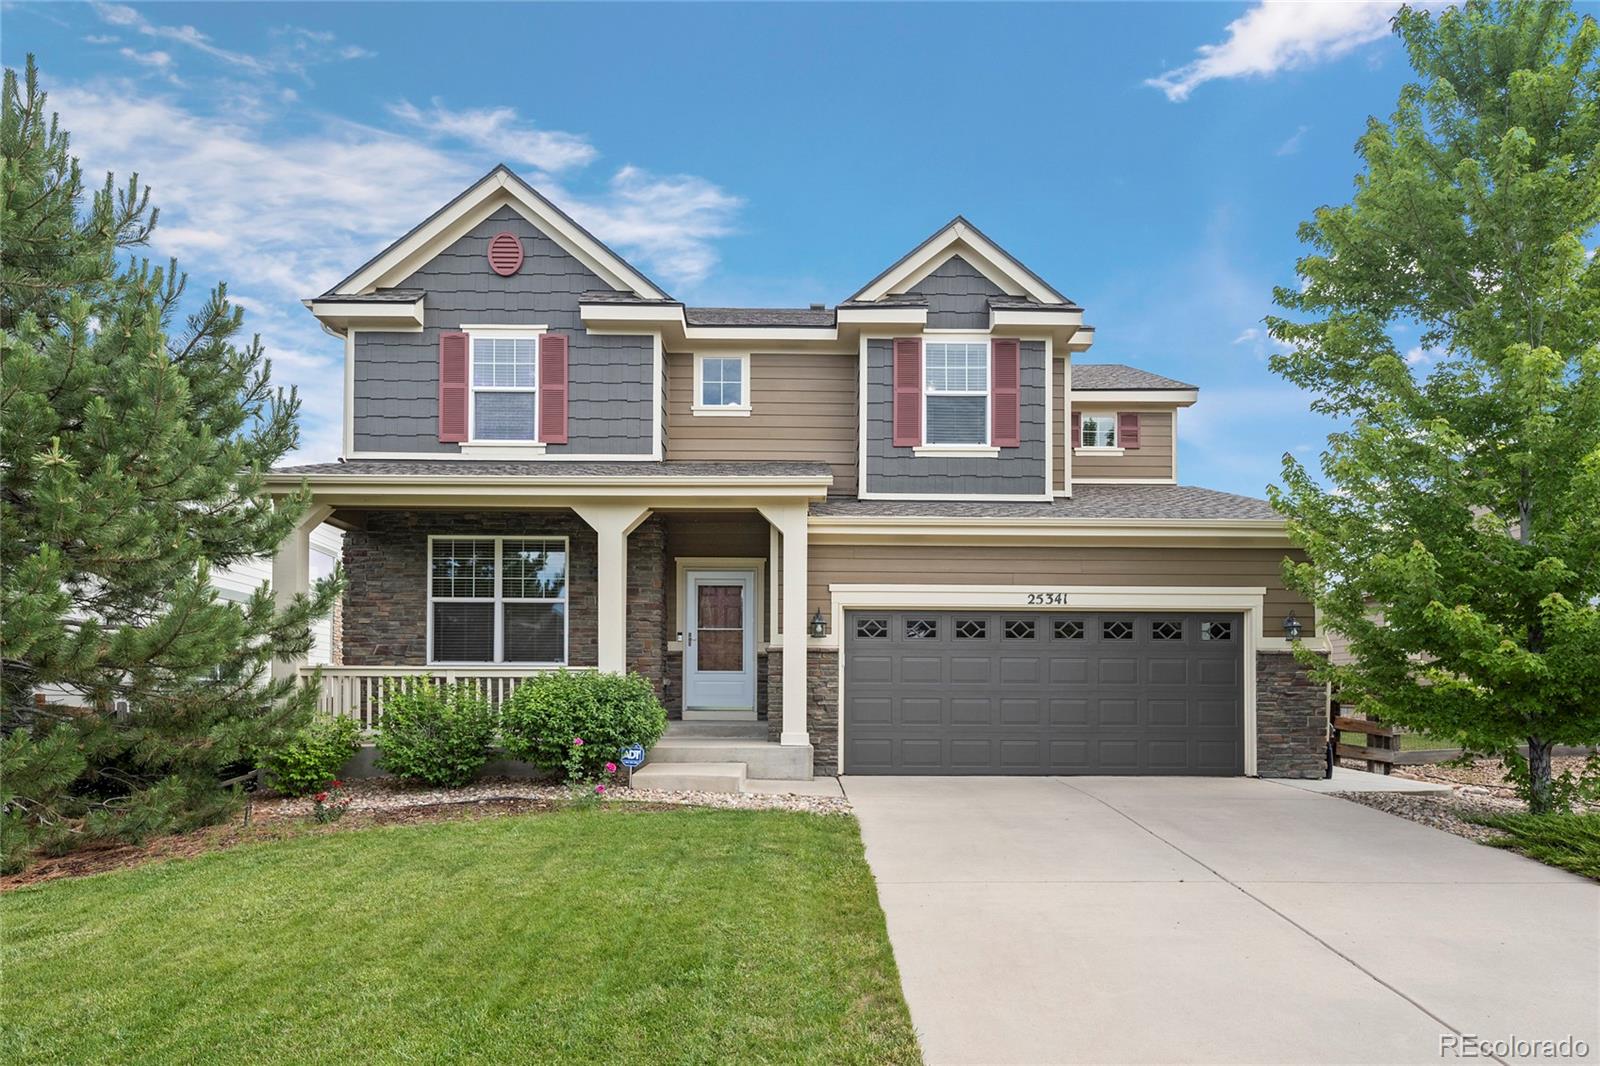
[
  {"xmin": 693, "ymin": 353, "xmax": 751, "ymax": 415},
  {"xmin": 471, "ymin": 334, "xmax": 539, "ymax": 440},
  {"xmin": 1079, "ymin": 413, "xmax": 1117, "ymax": 449},
  {"xmin": 924, "ymin": 341, "xmax": 988, "ymax": 445}
]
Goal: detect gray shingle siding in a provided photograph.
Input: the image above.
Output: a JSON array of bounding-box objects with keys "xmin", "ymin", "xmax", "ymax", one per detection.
[
  {"xmin": 351, "ymin": 206, "xmax": 653, "ymax": 455},
  {"xmin": 905, "ymin": 256, "xmax": 1006, "ymax": 329},
  {"xmin": 864, "ymin": 338, "xmax": 1048, "ymax": 496}
]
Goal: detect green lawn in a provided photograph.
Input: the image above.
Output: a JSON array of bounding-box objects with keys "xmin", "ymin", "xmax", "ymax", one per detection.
[
  {"xmin": 2, "ymin": 807, "xmax": 922, "ymax": 1065},
  {"xmin": 1467, "ymin": 811, "xmax": 1600, "ymax": 881}
]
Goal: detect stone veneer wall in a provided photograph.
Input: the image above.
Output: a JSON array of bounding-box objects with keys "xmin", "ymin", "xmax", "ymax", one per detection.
[
  {"xmin": 341, "ymin": 510, "xmax": 598, "ymax": 667},
  {"xmin": 1255, "ymin": 650, "xmax": 1328, "ymax": 779},
  {"xmin": 763, "ymin": 648, "xmax": 840, "ymax": 776},
  {"xmin": 626, "ymin": 516, "xmax": 666, "ymax": 696}
]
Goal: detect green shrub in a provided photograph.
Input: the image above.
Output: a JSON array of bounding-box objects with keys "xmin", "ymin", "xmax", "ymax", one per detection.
[
  {"xmin": 260, "ymin": 714, "xmax": 360, "ymax": 797},
  {"xmin": 375, "ymin": 681, "xmax": 496, "ymax": 787},
  {"xmin": 500, "ymin": 671, "xmax": 667, "ymax": 782}
]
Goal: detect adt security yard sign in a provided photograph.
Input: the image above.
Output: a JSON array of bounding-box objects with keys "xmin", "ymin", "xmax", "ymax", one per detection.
[{"xmin": 619, "ymin": 743, "xmax": 646, "ymax": 785}]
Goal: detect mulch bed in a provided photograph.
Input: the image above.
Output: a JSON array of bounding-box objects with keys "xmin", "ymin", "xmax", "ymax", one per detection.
[{"xmin": 1336, "ymin": 755, "xmax": 1599, "ymax": 844}]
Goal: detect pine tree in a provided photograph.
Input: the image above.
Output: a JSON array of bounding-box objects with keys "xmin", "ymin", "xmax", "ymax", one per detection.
[
  {"xmin": 1268, "ymin": 2, "xmax": 1600, "ymax": 812},
  {"xmin": 0, "ymin": 57, "xmax": 339, "ymax": 869}
]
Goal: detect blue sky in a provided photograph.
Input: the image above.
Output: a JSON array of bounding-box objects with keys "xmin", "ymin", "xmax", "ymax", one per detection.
[{"xmin": 6, "ymin": 2, "xmax": 1433, "ymax": 495}]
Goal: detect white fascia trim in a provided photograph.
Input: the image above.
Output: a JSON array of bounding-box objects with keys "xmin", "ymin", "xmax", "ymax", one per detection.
[
  {"xmin": 344, "ymin": 450, "xmax": 662, "ymax": 462},
  {"xmin": 460, "ymin": 443, "xmax": 548, "ymax": 459},
  {"xmin": 307, "ymin": 300, "xmax": 425, "ymax": 332},
  {"xmin": 912, "ymin": 445, "xmax": 999, "ymax": 458},
  {"xmin": 338, "ymin": 173, "xmax": 667, "ymax": 299},
  {"xmin": 835, "ymin": 307, "xmax": 929, "ymax": 327},
  {"xmin": 806, "ymin": 515, "xmax": 1288, "ymax": 537},
  {"xmin": 821, "ymin": 583, "xmax": 1269, "ymax": 775},
  {"xmin": 855, "ymin": 491, "xmax": 1055, "ymax": 503},
  {"xmin": 991, "ymin": 308, "xmax": 1085, "ymax": 329},
  {"xmin": 1071, "ymin": 477, "xmax": 1179, "ymax": 485},
  {"xmin": 266, "ymin": 474, "xmax": 834, "ymax": 502},
  {"xmin": 855, "ymin": 223, "xmax": 1065, "ymax": 305},
  {"xmin": 1072, "ymin": 389, "xmax": 1199, "ymax": 406}
]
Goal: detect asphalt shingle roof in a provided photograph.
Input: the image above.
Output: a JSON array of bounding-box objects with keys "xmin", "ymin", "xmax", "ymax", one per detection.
[
  {"xmin": 1071, "ymin": 364, "xmax": 1197, "ymax": 391},
  {"xmin": 312, "ymin": 289, "xmax": 424, "ymax": 303},
  {"xmin": 272, "ymin": 459, "xmax": 834, "ymax": 478},
  {"xmin": 809, "ymin": 484, "xmax": 1277, "ymax": 521},
  {"xmin": 684, "ymin": 307, "xmax": 835, "ymax": 327}
]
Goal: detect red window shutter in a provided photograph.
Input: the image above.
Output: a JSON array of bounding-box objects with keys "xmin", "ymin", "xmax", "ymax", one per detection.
[
  {"xmin": 892, "ymin": 338, "xmax": 922, "ymax": 447},
  {"xmin": 991, "ymin": 339, "xmax": 1020, "ymax": 447},
  {"xmin": 538, "ymin": 333, "xmax": 569, "ymax": 444},
  {"xmin": 1071, "ymin": 411, "xmax": 1081, "ymax": 448},
  {"xmin": 438, "ymin": 331, "xmax": 469, "ymax": 443},
  {"xmin": 1119, "ymin": 411, "xmax": 1141, "ymax": 449}
]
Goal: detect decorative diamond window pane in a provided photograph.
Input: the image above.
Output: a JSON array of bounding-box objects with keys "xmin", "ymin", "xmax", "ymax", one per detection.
[
  {"xmin": 502, "ymin": 539, "xmax": 566, "ymax": 599},
  {"xmin": 925, "ymin": 394, "xmax": 987, "ymax": 444},
  {"xmin": 432, "ymin": 540, "xmax": 496, "ymax": 598},
  {"xmin": 1201, "ymin": 620, "xmax": 1233, "ymax": 641},
  {"xmin": 855, "ymin": 618, "xmax": 888, "ymax": 639},
  {"xmin": 474, "ymin": 391, "xmax": 536, "ymax": 440},
  {"xmin": 472, "ymin": 337, "xmax": 537, "ymax": 388},
  {"xmin": 905, "ymin": 618, "xmax": 938, "ymax": 640},
  {"xmin": 955, "ymin": 619, "xmax": 987, "ymax": 640},
  {"xmin": 1053, "ymin": 619, "xmax": 1085, "ymax": 640},
  {"xmin": 1004, "ymin": 618, "xmax": 1036, "ymax": 640},
  {"xmin": 431, "ymin": 602, "xmax": 494, "ymax": 661},
  {"xmin": 1152, "ymin": 620, "xmax": 1183, "ymax": 641},
  {"xmin": 1102, "ymin": 620, "xmax": 1134, "ymax": 641}
]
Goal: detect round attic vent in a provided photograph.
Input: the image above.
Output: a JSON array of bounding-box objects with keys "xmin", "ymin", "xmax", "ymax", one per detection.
[{"xmin": 487, "ymin": 232, "xmax": 524, "ymax": 277}]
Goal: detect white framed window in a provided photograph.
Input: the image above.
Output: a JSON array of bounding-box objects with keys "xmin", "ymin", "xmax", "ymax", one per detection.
[
  {"xmin": 427, "ymin": 536, "xmax": 567, "ymax": 664},
  {"xmin": 1079, "ymin": 413, "xmax": 1118, "ymax": 449},
  {"xmin": 468, "ymin": 331, "xmax": 541, "ymax": 441},
  {"xmin": 692, "ymin": 353, "xmax": 750, "ymax": 415},
  {"xmin": 923, "ymin": 340, "xmax": 990, "ymax": 446}
]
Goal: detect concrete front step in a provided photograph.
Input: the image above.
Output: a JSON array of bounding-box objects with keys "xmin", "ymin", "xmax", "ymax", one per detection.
[
  {"xmin": 630, "ymin": 761, "xmax": 747, "ymax": 794},
  {"xmin": 665, "ymin": 720, "xmax": 767, "ymax": 739}
]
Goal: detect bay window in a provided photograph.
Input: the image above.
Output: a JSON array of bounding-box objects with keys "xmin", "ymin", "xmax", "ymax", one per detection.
[{"xmin": 429, "ymin": 536, "xmax": 567, "ymax": 663}]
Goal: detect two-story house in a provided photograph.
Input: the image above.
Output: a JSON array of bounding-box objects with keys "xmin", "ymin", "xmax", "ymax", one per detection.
[{"xmin": 267, "ymin": 165, "xmax": 1327, "ymax": 784}]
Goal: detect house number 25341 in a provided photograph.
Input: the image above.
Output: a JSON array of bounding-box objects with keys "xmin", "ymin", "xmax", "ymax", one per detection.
[{"xmin": 1026, "ymin": 592, "xmax": 1070, "ymax": 606}]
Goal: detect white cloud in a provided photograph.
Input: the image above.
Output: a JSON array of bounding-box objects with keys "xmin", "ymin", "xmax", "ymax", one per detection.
[
  {"xmin": 389, "ymin": 98, "xmax": 598, "ymax": 173},
  {"xmin": 1147, "ymin": 2, "xmax": 1398, "ymax": 102},
  {"xmin": 1233, "ymin": 327, "xmax": 1262, "ymax": 345},
  {"xmin": 90, "ymin": 1, "xmax": 373, "ymax": 81},
  {"xmin": 118, "ymin": 47, "xmax": 176, "ymax": 77},
  {"xmin": 1275, "ymin": 124, "xmax": 1310, "ymax": 156},
  {"xmin": 83, "ymin": 33, "xmax": 120, "ymax": 45},
  {"xmin": 48, "ymin": 75, "xmax": 743, "ymax": 463}
]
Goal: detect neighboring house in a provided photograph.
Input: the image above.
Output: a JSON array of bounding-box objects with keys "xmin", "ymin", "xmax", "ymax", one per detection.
[{"xmin": 267, "ymin": 164, "xmax": 1326, "ymax": 782}]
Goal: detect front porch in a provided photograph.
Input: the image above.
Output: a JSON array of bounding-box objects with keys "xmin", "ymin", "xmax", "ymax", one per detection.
[{"xmin": 267, "ymin": 461, "xmax": 834, "ymax": 780}]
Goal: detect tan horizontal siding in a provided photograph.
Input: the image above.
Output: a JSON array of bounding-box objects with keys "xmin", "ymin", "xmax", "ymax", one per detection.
[
  {"xmin": 1071, "ymin": 407, "xmax": 1175, "ymax": 481},
  {"xmin": 665, "ymin": 352, "xmax": 858, "ymax": 493},
  {"xmin": 807, "ymin": 543, "xmax": 1313, "ymax": 636}
]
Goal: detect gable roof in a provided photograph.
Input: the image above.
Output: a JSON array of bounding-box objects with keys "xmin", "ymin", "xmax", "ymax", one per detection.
[
  {"xmin": 1072, "ymin": 364, "xmax": 1197, "ymax": 390},
  {"xmin": 321, "ymin": 164, "xmax": 670, "ymax": 301},
  {"xmin": 847, "ymin": 215, "xmax": 1079, "ymax": 308}
]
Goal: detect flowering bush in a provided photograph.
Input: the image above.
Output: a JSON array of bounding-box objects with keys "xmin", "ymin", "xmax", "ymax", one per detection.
[
  {"xmin": 500, "ymin": 671, "xmax": 666, "ymax": 783},
  {"xmin": 376, "ymin": 681, "xmax": 497, "ymax": 787},
  {"xmin": 260, "ymin": 714, "xmax": 360, "ymax": 797},
  {"xmin": 312, "ymin": 781, "xmax": 352, "ymax": 823}
]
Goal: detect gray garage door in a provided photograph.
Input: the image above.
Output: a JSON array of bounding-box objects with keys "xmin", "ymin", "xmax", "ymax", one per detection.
[{"xmin": 844, "ymin": 611, "xmax": 1244, "ymax": 775}]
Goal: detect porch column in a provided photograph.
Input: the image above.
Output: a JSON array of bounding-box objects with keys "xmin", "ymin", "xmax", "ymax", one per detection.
[
  {"xmin": 760, "ymin": 503, "xmax": 810, "ymax": 748},
  {"xmin": 572, "ymin": 502, "xmax": 652, "ymax": 674},
  {"xmin": 270, "ymin": 503, "xmax": 335, "ymax": 682}
]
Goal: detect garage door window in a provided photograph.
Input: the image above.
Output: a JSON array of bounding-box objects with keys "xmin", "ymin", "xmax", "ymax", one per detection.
[
  {"xmin": 1201, "ymin": 620, "xmax": 1233, "ymax": 641},
  {"xmin": 906, "ymin": 618, "xmax": 939, "ymax": 639},
  {"xmin": 1102, "ymin": 620, "xmax": 1134, "ymax": 640},
  {"xmin": 1004, "ymin": 618, "xmax": 1036, "ymax": 639},
  {"xmin": 1152, "ymin": 620, "xmax": 1184, "ymax": 640},
  {"xmin": 1053, "ymin": 619, "xmax": 1085, "ymax": 640},
  {"xmin": 855, "ymin": 617, "xmax": 888, "ymax": 639},
  {"xmin": 955, "ymin": 619, "xmax": 987, "ymax": 639}
]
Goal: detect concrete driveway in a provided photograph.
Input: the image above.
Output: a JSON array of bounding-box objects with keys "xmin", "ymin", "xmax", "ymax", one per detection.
[{"xmin": 844, "ymin": 777, "xmax": 1600, "ymax": 1065}]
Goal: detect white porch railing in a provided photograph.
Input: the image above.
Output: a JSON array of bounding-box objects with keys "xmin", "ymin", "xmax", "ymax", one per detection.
[{"xmin": 302, "ymin": 665, "xmax": 592, "ymax": 732}]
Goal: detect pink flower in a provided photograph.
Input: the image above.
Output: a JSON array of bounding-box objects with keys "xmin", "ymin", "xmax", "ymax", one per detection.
[
  {"xmin": 605, "ymin": 761, "xmax": 617, "ymax": 773},
  {"xmin": 595, "ymin": 783, "xmax": 606, "ymax": 794},
  {"xmin": 315, "ymin": 791, "xmax": 328, "ymax": 803},
  {"xmin": 572, "ymin": 737, "xmax": 584, "ymax": 746}
]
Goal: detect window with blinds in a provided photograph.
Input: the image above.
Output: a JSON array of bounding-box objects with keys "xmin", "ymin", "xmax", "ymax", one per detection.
[
  {"xmin": 924, "ymin": 341, "xmax": 989, "ymax": 445},
  {"xmin": 429, "ymin": 537, "xmax": 567, "ymax": 663},
  {"xmin": 470, "ymin": 336, "xmax": 538, "ymax": 440}
]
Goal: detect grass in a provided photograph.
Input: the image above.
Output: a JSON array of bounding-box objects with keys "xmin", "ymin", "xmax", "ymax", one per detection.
[
  {"xmin": 1467, "ymin": 811, "xmax": 1600, "ymax": 880},
  {"xmin": 1, "ymin": 806, "xmax": 922, "ymax": 1065}
]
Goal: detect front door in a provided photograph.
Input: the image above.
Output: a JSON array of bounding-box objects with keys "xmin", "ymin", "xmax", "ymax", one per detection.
[{"xmin": 684, "ymin": 571, "xmax": 756, "ymax": 714}]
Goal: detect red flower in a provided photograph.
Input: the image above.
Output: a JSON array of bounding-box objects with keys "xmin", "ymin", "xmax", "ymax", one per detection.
[
  {"xmin": 330, "ymin": 780, "xmax": 342, "ymax": 788},
  {"xmin": 315, "ymin": 791, "xmax": 329, "ymax": 803}
]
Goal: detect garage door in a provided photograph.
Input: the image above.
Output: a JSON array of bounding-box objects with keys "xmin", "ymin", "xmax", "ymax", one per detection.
[{"xmin": 844, "ymin": 611, "xmax": 1244, "ymax": 775}]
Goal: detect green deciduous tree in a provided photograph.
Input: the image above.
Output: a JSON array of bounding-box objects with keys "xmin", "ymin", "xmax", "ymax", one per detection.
[
  {"xmin": 0, "ymin": 58, "xmax": 339, "ymax": 869},
  {"xmin": 1268, "ymin": 2, "xmax": 1600, "ymax": 812}
]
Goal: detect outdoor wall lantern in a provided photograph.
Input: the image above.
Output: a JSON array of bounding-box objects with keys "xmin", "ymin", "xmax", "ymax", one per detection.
[
  {"xmin": 1283, "ymin": 611, "xmax": 1303, "ymax": 642},
  {"xmin": 809, "ymin": 610, "xmax": 828, "ymax": 639}
]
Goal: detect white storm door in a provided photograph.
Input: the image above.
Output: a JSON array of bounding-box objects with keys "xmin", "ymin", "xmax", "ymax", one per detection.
[{"xmin": 684, "ymin": 571, "xmax": 756, "ymax": 711}]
